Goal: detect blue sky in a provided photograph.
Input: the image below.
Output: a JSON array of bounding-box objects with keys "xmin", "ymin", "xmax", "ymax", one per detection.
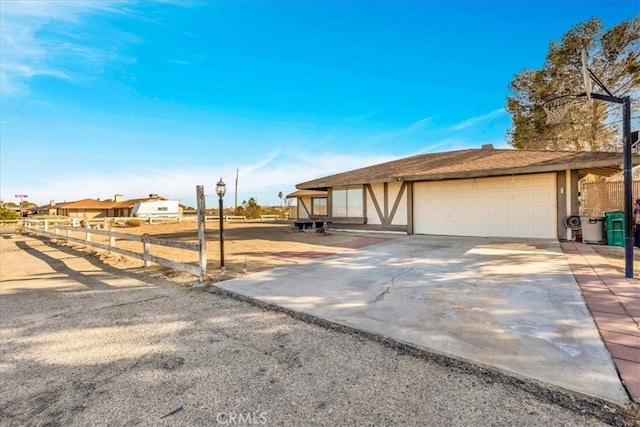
[{"xmin": 1, "ymin": 1, "xmax": 637, "ymax": 208}]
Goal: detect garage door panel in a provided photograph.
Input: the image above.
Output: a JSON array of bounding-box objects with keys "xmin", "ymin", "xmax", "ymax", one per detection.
[
  {"xmin": 493, "ymin": 193, "xmax": 511, "ymax": 206},
  {"xmin": 531, "ymin": 191, "xmax": 554, "ymax": 205},
  {"xmin": 414, "ymin": 174, "xmax": 557, "ymax": 239},
  {"xmin": 492, "ymin": 179, "xmax": 510, "ymax": 190},
  {"xmin": 476, "ymin": 180, "xmax": 493, "ymax": 190}
]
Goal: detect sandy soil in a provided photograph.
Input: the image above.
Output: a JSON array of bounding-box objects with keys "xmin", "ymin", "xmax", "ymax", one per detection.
[
  {"xmin": 2, "ymin": 234, "xmax": 623, "ymax": 426},
  {"xmin": 12, "ymin": 220, "xmax": 394, "ymax": 284},
  {"xmin": 9, "ymin": 220, "xmax": 639, "ymax": 281},
  {"xmin": 590, "ymin": 244, "xmax": 640, "ymax": 279}
]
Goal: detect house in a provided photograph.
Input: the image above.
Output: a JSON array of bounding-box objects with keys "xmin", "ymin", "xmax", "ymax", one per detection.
[
  {"xmin": 285, "ymin": 190, "xmax": 328, "ymax": 220},
  {"xmin": 292, "ymin": 145, "xmax": 640, "ymax": 240},
  {"xmin": 52, "ymin": 194, "xmax": 178, "ymax": 219}
]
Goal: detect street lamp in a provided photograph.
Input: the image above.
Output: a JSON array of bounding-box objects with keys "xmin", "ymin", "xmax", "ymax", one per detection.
[{"xmin": 216, "ymin": 178, "xmax": 227, "ymax": 270}]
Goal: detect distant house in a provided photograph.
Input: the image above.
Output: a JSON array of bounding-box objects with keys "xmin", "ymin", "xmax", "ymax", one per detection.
[
  {"xmin": 291, "ymin": 146, "xmax": 640, "ymax": 240},
  {"xmin": 51, "ymin": 194, "xmax": 179, "ymax": 219}
]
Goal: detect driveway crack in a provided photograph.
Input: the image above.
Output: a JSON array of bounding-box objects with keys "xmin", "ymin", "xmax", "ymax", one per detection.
[{"xmin": 370, "ymin": 268, "xmax": 413, "ymax": 304}]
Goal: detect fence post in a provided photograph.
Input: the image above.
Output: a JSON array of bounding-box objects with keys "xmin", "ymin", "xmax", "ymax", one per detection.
[
  {"xmin": 66, "ymin": 227, "xmax": 71, "ymax": 239},
  {"xmin": 109, "ymin": 229, "xmax": 115, "ymax": 254},
  {"xmin": 85, "ymin": 226, "xmax": 91, "ymax": 244},
  {"xmin": 196, "ymin": 185, "xmax": 207, "ymax": 281},
  {"xmin": 44, "ymin": 220, "xmax": 49, "ymax": 232},
  {"xmin": 55, "ymin": 225, "xmax": 59, "ymax": 236},
  {"xmin": 142, "ymin": 233, "xmax": 151, "ymax": 267}
]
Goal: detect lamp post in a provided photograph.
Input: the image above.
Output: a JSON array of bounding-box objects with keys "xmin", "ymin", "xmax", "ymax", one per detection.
[{"xmin": 216, "ymin": 178, "xmax": 227, "ymax": 270}]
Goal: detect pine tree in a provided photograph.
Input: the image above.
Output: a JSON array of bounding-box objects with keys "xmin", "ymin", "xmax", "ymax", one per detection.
[{"xmin": 506, "ymin": 17, "xmax": 639, "ymax": 151}]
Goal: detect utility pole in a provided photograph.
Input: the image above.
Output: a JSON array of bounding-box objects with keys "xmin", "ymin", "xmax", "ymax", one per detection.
[{"xmin": 234, "ymin": 168, "xmax": 238, "ymax": 214}]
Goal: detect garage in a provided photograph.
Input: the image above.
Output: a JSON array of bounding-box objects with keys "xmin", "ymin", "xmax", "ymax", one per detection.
[
  {"xmin": 413, "ymin": 173, "xmax": 557, "ymax": 238},
  {"xmin": 296, "ymin": 147, "xmax": 629, "ymax": 238}
]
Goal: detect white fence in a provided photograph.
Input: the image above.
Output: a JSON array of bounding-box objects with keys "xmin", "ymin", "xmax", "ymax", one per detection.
[
  {"xmin": 260, "ymin": 214, "xmax": 279, "ymax": 221},
  {"xmin": 22, "ymin": 219, "xmax": 207, "ymax": 281},
  {"xmin": 181, "ymin": 215, "xmax": 247, "ymax": 222}
]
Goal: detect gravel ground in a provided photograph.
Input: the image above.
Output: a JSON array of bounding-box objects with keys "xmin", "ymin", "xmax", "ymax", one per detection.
[{"xmin": 1, "ymin": 234, "xmax": 637, "ymax": 426}]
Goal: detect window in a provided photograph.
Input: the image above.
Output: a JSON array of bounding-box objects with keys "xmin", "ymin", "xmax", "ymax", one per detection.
[
  {"xmin": 332, "ymin": 186, "xmax": 363, "ymax": 217},
  {"xmin": 158, "ymin": 207, "xmax": 168, "ymax": 211},
  {"xmin": 312, "ymin": 197, "xmax": 327, "ymax": 216}
]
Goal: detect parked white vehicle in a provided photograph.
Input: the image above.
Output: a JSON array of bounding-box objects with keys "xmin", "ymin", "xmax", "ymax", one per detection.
[{"xmin": 132, "ymin": 200, "xmax": 180, "ymax": 219}]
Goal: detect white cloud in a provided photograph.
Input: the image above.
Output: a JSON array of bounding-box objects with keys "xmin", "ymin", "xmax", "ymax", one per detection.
[
  {"xmin": 405, "ymin": 116, "xmax": 434, "ymax": 133},
  {"xmin": 450, "ymin": 108, "xmax": 506, "ymax": 131},
  {"xmin": 0, "ymin": 150, "xmax": 397, "ymax": 207},
  {"xmin": 0, "ymin": 1, "xmax": 134, "ymax": 95}
]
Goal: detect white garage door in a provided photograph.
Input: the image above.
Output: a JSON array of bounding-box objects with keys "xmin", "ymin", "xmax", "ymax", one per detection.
[{"xmin": 413, "ymin": 173, "xmax": 557, "ymax": 238}]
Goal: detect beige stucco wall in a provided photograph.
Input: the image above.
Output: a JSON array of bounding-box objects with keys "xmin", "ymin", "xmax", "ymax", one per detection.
[
  {"xmin": 365, "ymin": 182, "xmax": 407, "ymax": 226},
  {"xmin": 389, "ymin": 181, "xmax": 407, "ymax": 226},
  {"xmin": 64, "ymin": 209, "xmax": 104, "ymax": 219},
  {"xmin": 297, "ymin": 196, "xmax": 311, "ymax": 219},
  {"xmin": 366, "ymin": 183, "xmax": 384, "ymax": 225}
]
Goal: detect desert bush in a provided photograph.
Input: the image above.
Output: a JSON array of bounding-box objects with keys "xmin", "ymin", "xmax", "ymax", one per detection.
[
  {"xmin": 125, "ymin": 219, "xmax": 143, "ymax": 227},
  {"xmin": 0, "ymin": 208, "xmax": 18, "ymax": 220}
]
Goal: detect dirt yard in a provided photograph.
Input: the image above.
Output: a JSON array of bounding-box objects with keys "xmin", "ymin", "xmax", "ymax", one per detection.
[
  {"xmin": 9, "ymin": 220, "xmax": 639, "ymax": 281},
  {"xmin": 590, "ymin": 244, "xmax": 640, "ymax": 279},
  {"xmin": 13, "ymin": 220, "xmax": 394, "ymax": 284},
  {"xmin": 1, "ymin": 233, "xmax": 630, "ymax": 426}
]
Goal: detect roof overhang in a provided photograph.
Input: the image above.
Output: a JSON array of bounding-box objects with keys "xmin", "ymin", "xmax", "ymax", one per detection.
[
  {"xmin": 395, "ymin": 159, "xmax": 632, "ymax": 182},
  {"xmin": 297, "ymin": 156, "xmax": 638, "ymax": 189},
  {"xmin": 286, "ymin": 190, "xmax": 328, "ymax": 198}
]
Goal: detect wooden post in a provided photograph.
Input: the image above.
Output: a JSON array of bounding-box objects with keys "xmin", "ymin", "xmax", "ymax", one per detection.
[
  {"xmin": 85, "ymin": 226, "xmax": 91, "ymax": 243},
  {"xmin": 109, "ymin": 229, "xmax": 115, "ymax": 254},
  {"xmin": 196, "ymin": 185, "xmax": 207, "ymax": 281},
  {"xmin": 66, "ymin": 228, "xmax": 71, "ymax": 239},
  {"xmin": 55, "ymin": 225, "xmax": 59, "ymax": 236},
  {"xmin": 44, "ymin": 220, "xmax": 49, "ymax": 232},
  {"xmin": 142, "ymin": 233, "xmax": 151, "ymax": 267}
]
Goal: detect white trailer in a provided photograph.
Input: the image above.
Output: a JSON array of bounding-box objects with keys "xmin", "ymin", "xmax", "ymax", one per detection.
[{"xmin": 131, "ymin": 200, "xmax": 180, "ymax": 219}]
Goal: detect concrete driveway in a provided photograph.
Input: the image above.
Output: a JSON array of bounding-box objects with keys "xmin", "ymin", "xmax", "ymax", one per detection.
[{"xmin": 217, "ymin": 234, "xmax": 629, "ymax": 404}]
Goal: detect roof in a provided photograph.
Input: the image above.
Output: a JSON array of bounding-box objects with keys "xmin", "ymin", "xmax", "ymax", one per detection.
[
  {"xmin": 53, "ymin": 196, "xmax": 167, "ymax": 209},
  {"xmin": 53, "ymin": 199, "xmax": 115, "ymax": 209},
  {"xmin": 297, "ymin": 148, "xmax": 638, "ymax": 189},
  {"xmin": 286, "ymin": 190, "xmax": 328, "ymax": 198}
]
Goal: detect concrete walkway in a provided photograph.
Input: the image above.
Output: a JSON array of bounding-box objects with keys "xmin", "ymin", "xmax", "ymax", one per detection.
[
  {"xmin": 217, "ymin": 235, "xmax": 630, "ymax": 405},
  {"xmin": 561, "ymin": 242, "xmax": 640, "ymax": 403}
]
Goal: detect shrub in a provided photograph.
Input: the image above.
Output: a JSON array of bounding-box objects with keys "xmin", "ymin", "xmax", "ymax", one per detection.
[
  {"xmin": 125, "ymin": 219, "xmax": 143, "ymax": 227},
  {"xmin": 0, "ymin": 208, "xmax": 18, "ymax": 220}
]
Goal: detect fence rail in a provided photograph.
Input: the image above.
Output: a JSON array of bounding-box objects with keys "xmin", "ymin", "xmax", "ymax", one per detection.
[
  {"xmin": 22, "ymin": 220, "xmax": 206, "ymax": 280},
  {"xmin": 260, "ymin": 214, "xmax": 280, "ymax": 221}
]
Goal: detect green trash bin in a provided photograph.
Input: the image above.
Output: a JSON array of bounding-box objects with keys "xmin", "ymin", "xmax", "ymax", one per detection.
[{"xmin": 605, "ymin": 211, "xmax": 625, "ymax": 247}]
